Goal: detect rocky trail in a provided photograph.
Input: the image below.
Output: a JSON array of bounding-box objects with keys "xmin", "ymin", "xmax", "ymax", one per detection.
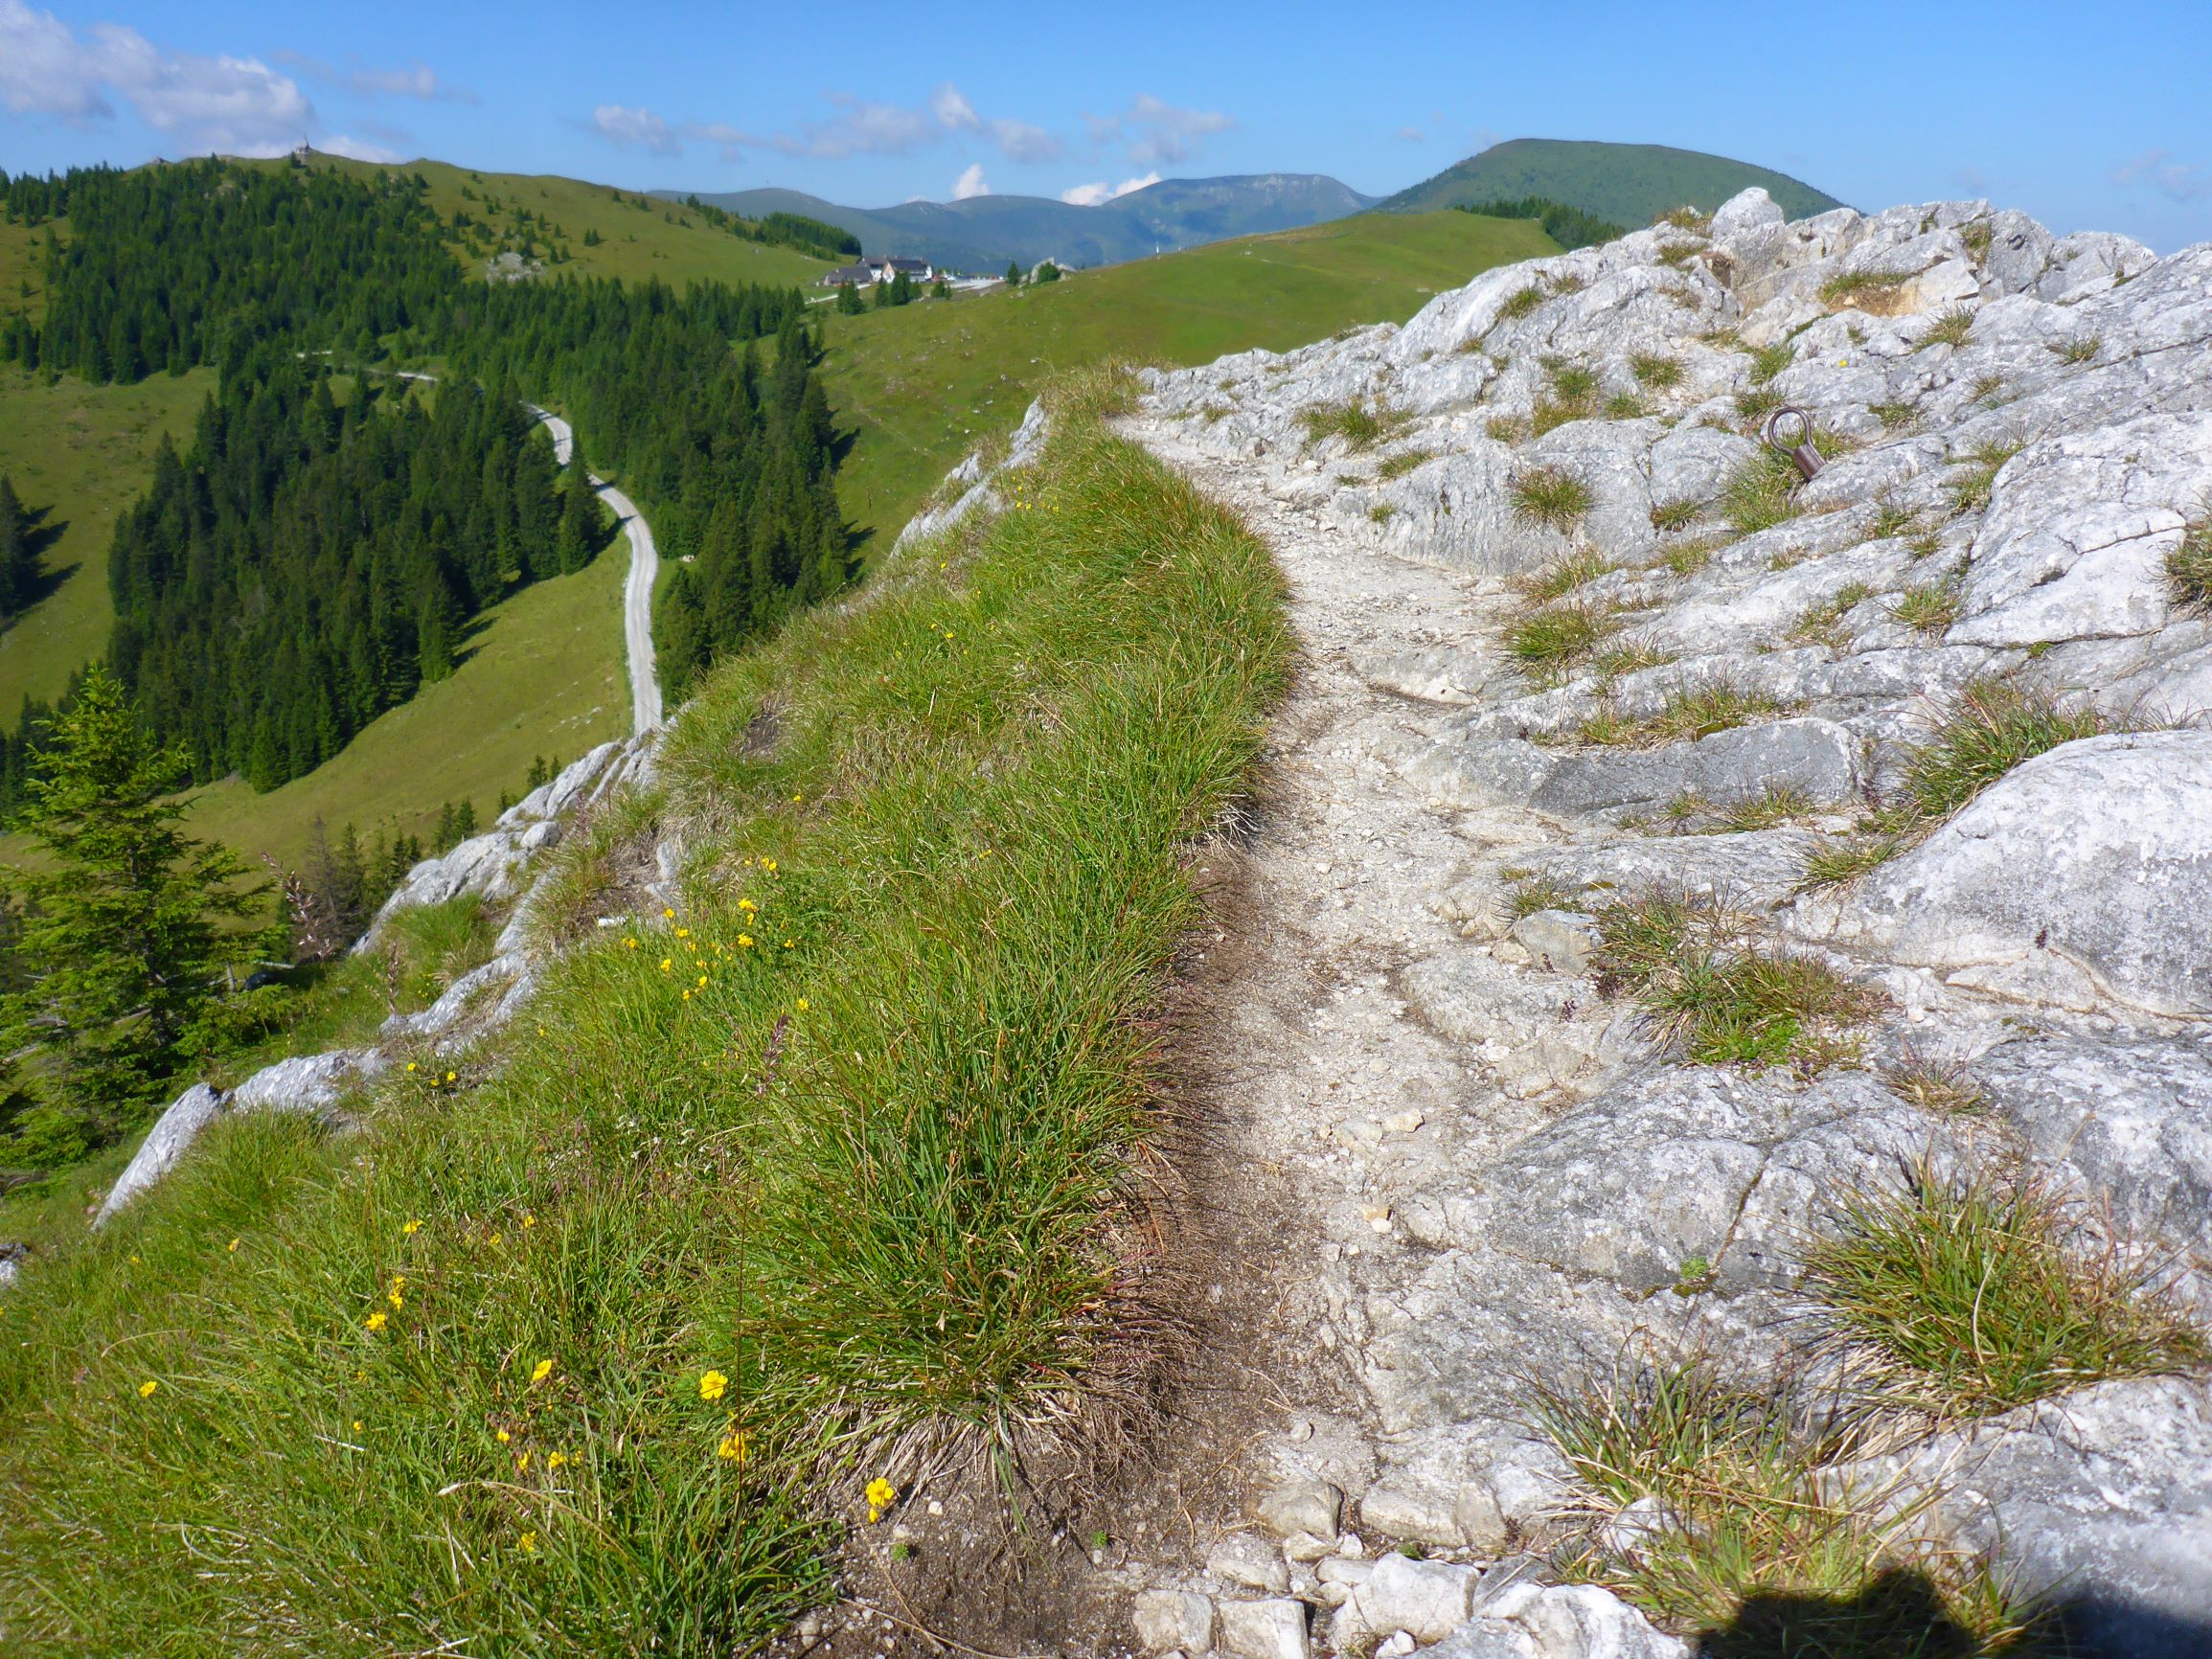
[
  {"xmin": 530, "ymin": 406, "xmax": 662, "ymax": 736},
  {"xmin": 1076, "ymin": 188, "xmax": 2212, "ymax": 1658}
]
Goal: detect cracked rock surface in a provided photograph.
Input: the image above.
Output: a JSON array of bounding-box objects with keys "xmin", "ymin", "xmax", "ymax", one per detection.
[{"xmin": 1107, "ymin": 187, "xmax": 2212, "ymax": 1656}]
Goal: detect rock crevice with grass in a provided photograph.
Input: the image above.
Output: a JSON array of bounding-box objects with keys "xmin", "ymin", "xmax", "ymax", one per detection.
[{"xmin": 1108, "ymin": 185, "xmax": 2212, "ymax": 1657}]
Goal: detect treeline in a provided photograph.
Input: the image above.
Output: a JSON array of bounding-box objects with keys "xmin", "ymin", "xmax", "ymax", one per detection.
[
  {"xmin": 677, "ymin": 194, "xmax": 862, "ymax": 261},
  {"xmin": 441, "ymin": 281, "xmax": 845, "ymax": 703},
  {"xmin": 107, "ymin": 356, "xmax": 609, "ymax": 791},
  {"xmin": 1458, "ymin": 194, "xmax": 1626, "ymax": 252},
  {"xmin": 1, "ymin": 160, "xmax": 459, "ymax": 380}
]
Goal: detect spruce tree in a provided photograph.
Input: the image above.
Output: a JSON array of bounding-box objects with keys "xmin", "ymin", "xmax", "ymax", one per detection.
[
  {"xmin": 0, "ymin": 667, "xmax": 262, "ymax": 1156},
  {"xmin": 1005, "ymin": 260, "xmax": 1021, "ymax": 287},
  {"xmin": 834, "ymin": 281, "xmax": 862, "ymax": 315},
  {"xmin": 0, "ymin": 475, "xmax": 33, "ymax": 615}
]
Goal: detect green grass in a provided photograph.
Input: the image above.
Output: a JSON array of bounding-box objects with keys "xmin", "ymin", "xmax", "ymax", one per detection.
[
  {"xmin": 1300, "ymin": 398, "xmax": 1410, "ymax": 452},
  {"xmin": 1889, "ymin": 582, "xmax": 1961, "ymax": 637},
  {"xmin": 1487, "ymin": 414, "xmax": 1532, "ymax": 444},
  {"xmin": 1869, "ymin": 399, "xmax": 1921, "ymax": 429},
  {"xmin": 0, "ymin": 364, "xmax": 217, "ymax": 712},
  {"xmin": 1722, "ymin": 447, "xmax": 1804, "ymax": 534},
  {"xmin": 1592, "ymin": 891, "xmax": 1879, "ymax": 1070},
  {"xmin": 2050, "ymin": 335, "xmax": 2102, "ymax": 366},
  {"xmin": 1818, "ymin": 269, "xmax": 1906, "ymax": 310},
  {"xmin": 2167, "ymin": 522, "xmax": 2212, "ymax": 610},
  {"xmin": 1499, "ymin": 283, "xmax": 1547, "ymax": 321},
  {"xmin": 1508, "ymin": 466, "xmax": 1595, "ymax": 533},
  {"xmin": 1897, "ymin": 680, "xmax": 2103, "ymax": 822},
  {"xmin": 1804, "ymin": 1168, "xmax": 2207, "ymax": 1417},
  {"xmin": 1378, "ymin": 448, "xmax": 1433, "ymax": 481},
  {"xmin": 1507, "ymin": 603, "xmax": 1616, "ymax": 679},
  {"xmin": 1630, "ymin": 352, "xmax": 1685, "ymax": 389},
  {"xmin": 0, "ymin": 381, "xmax": 1293, "ymax": 1650},
  {"xmin": 1920, "ymin": 308, "xmax": 1976, "ymax": 350},
  {"xmin": 1881, "ymin": 1048, "xmax": 1988, "ymax": 1117},
  {"xmin": 1790, "ymin": 582, "xmax": 1873, "ymax": 651},
  {"xmin": 817, "ymin": 210, "xmax": 1556, "ymax": 560},
  {"xmin": 1650, "ymin": 497, "xmax": 1703, "ymax": 534},
  {"xmin": 1539, "ymin": 1357, "xmax": 2054, "ymax": 1658},
  {"xmin": 1514, "ymin": 548, "xmax": 1614, "ymax": 602},
  {"xmin": 1747, "ymin": 342, "xmax": 1795, "ymax": 385},
  {"xmin": 1502, "ymin": 872, "xmax": 1584, "ymax": 921},
  {"xmin": 1576, "ymin": 680, "xmax": 1789, "ymax": 749}
]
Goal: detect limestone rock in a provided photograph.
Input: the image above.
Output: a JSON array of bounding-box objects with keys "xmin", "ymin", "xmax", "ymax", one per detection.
[
  {"xmin": 1338, "ymin": 1553, "xmax": 1482, "ymax": 1644},
  {"xmin": 1258, "ymin": 1475, "xmax": 1343, "ymax": 1541},
  {"xmin": 1805, "ymin": 732, "xmax": 2212, "ymax": 1016},
  {"xmin": 1208, "ymin": 1530, "xmax": 1290, "ymax": 1594},
  {"xmin": 92, "ymin": 1083, "xmax": 226, "ymax": 1226},
  {"xmin": 1132, "ymin": 1589, "xmax": 1214, "ymax": 1655},
  {"xmin": 1215, "ymin": 1596, "xmax": 1309, "ymax": 1659}
]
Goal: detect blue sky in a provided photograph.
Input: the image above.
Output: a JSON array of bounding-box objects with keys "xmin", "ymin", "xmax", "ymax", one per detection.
[{"xmin": 3, "ymin": 0, "xmax": 2208, "ymax": 249}]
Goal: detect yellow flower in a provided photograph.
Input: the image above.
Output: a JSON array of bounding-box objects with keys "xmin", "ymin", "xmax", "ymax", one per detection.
[
  {"xmin": 519, "ymin": 1530, "xmax": 536, "ymax": 1554},
  {"xmin": 402, "ymin": 1219, "xmax": 422, "ymax": 1236},
  {"xmin": 663, "ymin": 907, "xmax": 675, "ymax": 920},
  {"xmin": 737, "ymin": 934, "xmax": 754, "ymax": 948},
  {"xmin": 488, "ymin": 1231, "xmax": 503, "ymax": 1247},
  {"xmin": 783, "ymin": 939, "xmax": 794, "ymax": 949},
  {"xmin": 698, "ymin": 1370, "xmax": 729, "ymax": 1402},
  {"xmin": 523, "ymin": 1212, "xmax": 536, "ymax": 1228},
  {"xmin": 682, "ymin": 989, "xmax": 692, "ymax": 1001},
  {"xmin": 675, "ymin": 927, "xmax": 690, "ymax": 939},
  {"xmin": 764, "ymin": 859, "xmax": 779, "ymax": 874},
  {"xmin": 532, "ymin": 1358, "xmax": 554, "ymax": 1385},
  {"xmin": 406, "ymin": 1061, "xmax": 418, "ymax": 1073},
  {"xmin": 496, "ymin": 1427, "xmax": 512, "ymax": 1443},
  {"xmin": 138, "ymin": 1379, "xmax": 159, "ymax": 1398},
  {"xmin": 547, "ymin": 1450, "xmax": 568, "ymax": 1471},
  {"xmin": 387, "ymin": 1289, "xmax": 404, "ymax": 1310},
  {"xmin": 445, "ymin": 1071, "xmax": 456, "ymax": 1083},
  {"xmin": 365, "ymin": 1311, "xmax": 388, "ymax": 1331},
  {"xmin": 625, "ymin": 937, "xmax": 638, "ymax": 949},
  {"xmin": 228, "ymin": 1237, "xmax": 240, "ymax": 1252},
  {"xmin": 865, "ymin": 1476, "xmax": 898, "ymax": 1522},
  {"xmin": 717, "ymin": 1431, "xmax": 748, "ymax": 1462},
  {"xmin": 791, "ymin": 793, "xmax": 803, "ymax": 803},
  {"xmin": 390, "ymin": 1274, "xmax": 406, "ymax": 1290},
  {"xmin": 697, "ymin": 975, "xmax": 708, "ymax": 989},
  {"xmin": 796, "ymin": 998, "xmax": 810, "ymax": 1012},
  {"xmin": 738, "ymin": 898, "xmax": 756, "ymax": 913},
  {"xmin": 660, "ymin": 958, "xmax": 673, "ymax": 972},
  {"xmin": 516, "ymin": 1450, "xmax": 531, "ymax": 1471},
  {"xmin": 353, "ymin": 1420, "xmax": 364, "ymax": 1432}
]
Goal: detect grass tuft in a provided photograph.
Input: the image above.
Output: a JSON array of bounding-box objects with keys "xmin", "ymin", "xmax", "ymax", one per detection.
[
  {"xmin": 1509, "ymin": 466, "xmax": 1595, "ymax": 534},
  {"xmin": 1888, "ymin": 582, "xmax": 1961, "ymax": 638},
  {"xmin": 1630, "ymin": 352, "xmax": 1685, "ymax": 389},
  {"xmin": 1790, "ymin": 582, "xmax": 1873, "ymax": 652},
  {"xmin": 1818, "ymin": 269, "xmax": 1907, "ymax": 310},
  {"xmin": 1486, "ymin": 414, "xmax": 1531, "ymax": 445},
  {"xmin": 2050, "ymin": 335, "xmax": 2102, "ymax": 365},
  {"xmin": 1592, "ymin": 891, "xmax": 1880, "ymax": 1069},
  {"xmin": 1899, "ymin": 679, "xmax": 2103, "ymax": 822},
  {"xmin": 1747, "ymin": 342, "xmax": 1795, "ymax": 385},
  {"xmin": 2168, "ymin": 522, "xmax": 2212, "ymax": 611},
  {"xmin": 1377, "ymin": 447, "xmax": 1433, "ymax": 481},
  {"xmin": 1539, "ymin": 1357, "xmax": 2058, "ymax": 1658},
  {"xmin": 1507, "ymin": 603, "xmax": 1616, "ymax": 679},
  {"xmin": 1503, "ymin": 872, "xmax": 1583, "ymax": 921},
  {"xmin": 1298, "ymin": 398, "xmax": 1410, "ymax": 452},
  {"xmin": 1804, "ymin": 1167, "xmax": 2208, "ymax": 1417},
  {"xmin": 1650, "ymin": 497, "xmax": 1702, "ymax": 534},
  {"xmin": 1721, "ymin": 447, "xmax": 1806, "ymax": 534},
  {"xmin": 1868, "ymin": 399, "xmax": 1921, "ymax": 429},
  {"xmin": 1514, "ymin": 548, "xmax": 1614, "ymax": 602},
  {"xmin": 1499, "ymin": 284, "xmax": 1546, "ymax": 321},
  {"xmin": 1920, "ymin": 307, "xmax": 1975, "ymax": 350},
  {"xmin": 1881, "ymin": 1047, "xmax": 1987, "ymax": 1116}
]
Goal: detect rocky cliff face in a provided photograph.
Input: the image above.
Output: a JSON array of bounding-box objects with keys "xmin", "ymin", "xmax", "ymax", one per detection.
[{"xmin": 1104, "ymin": 189, "xmax": 2212, "ymax": 1656}]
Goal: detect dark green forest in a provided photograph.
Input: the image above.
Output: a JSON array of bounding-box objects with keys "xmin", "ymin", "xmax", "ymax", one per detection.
[
  {"xmin": 1455, "ymin": 195, "xmax": 1626, "ymax": 252},
  {"xmin": 0, "ymin": 156, "xmax": 851, "ymax": 784}
]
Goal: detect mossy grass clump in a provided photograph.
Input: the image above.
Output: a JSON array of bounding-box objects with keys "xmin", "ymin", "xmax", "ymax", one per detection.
[
  {"xmin": 2169, "ymin": 522, "xmax": 2212, "ymax": 611},
  {"xmin": 0, "ymin": 378, "xmax": 1295, "ymax": 1648},
  {"xmin": 1804, "ymin": 1167, "xmax": 2208, "ymax": 1417},
  {"xmin": 1507, "ymin": 602, "xmax": 1616, "ymax": 680},
  {"xmin": 1513, "ymin": 547, "xmax": 1613, "ymax": 603},
  {"xmin": 1889, "ymin": 581, "xmax": 1961, "ymax": 637},
  {"xmin": 1592, "ymin": 891, "xmax": 1881, "ymax": 1070},
  {"xmin": 1377, "ymin": 447, "xmax": 1433, "ymax": 481},
  {"xmin": 1575, "ymin": 679, "xmax": 1790, "ymax": 750}
]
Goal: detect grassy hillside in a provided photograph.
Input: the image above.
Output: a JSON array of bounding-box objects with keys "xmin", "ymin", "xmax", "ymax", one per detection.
[
  {"xmin": 0, "ymin": 363, "xmax": 216, "ymax": 713},
  {"xmin": 821, "ymin": 209, "xmax": 1557, "ymax": 555},
  {"xmin": 0, "ymin": 214, "xmax": 53, "ymax": 322},
  {"xmin": 278, "ymin": 154, "xmax": 835, "ymax": 292},
  {"xmin": 0, "ymin": 375, "xmax": 1291, "ymax": 1651},
  {"xmin": 181, "ymin": 538, "xmax": 631, "ymax": 874},
  {"xmin": 1383, "ymin": 137, "xmax": 1843, "ymax": 225}
]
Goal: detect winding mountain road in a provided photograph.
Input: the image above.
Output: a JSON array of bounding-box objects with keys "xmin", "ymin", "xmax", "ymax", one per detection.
[{"xmin": 530, "ymin": 409, "xmax": 662, "ymax": 735}]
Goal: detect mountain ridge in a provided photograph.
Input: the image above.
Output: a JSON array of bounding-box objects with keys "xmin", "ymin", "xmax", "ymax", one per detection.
[{"xmin": 669, "ymin": 172, "xmax": 1378, "ymax": 273}]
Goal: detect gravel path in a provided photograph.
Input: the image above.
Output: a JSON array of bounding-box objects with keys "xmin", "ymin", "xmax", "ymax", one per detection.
[{"xmin": 532, "ymin": 408, "xmax": 661, "ymax": 736}]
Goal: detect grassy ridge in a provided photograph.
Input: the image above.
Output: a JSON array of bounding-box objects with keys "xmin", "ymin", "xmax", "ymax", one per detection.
[
  {"xmin": 821, "ymin": 209, "xmax": 1557, "ymax": 557},
  {"xmin": 0, "ymin": 379, "xmax": 1292, "ymax": 1651},
  {"xmin": 280, "ymin": 155, "xmax": 836, "ymax": 292},
  {"xmin": 1381, "ymin": 137, "xmax": 1844, "ymax": 223}
]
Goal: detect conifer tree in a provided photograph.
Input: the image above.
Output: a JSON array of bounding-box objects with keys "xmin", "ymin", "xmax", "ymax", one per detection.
[
  {"xmin": 0, "ymin": 667, "xmax": 262, "ymax": 1157},
  {"xmin": 834, "ymin": 280, "xmax": 862, "ymax": 315},
  {"xmin": 1004, "ymin": 260, "xmax": 1021, "ymax": 287},
  {"xmin": 0, "ymin": 475, "xmax": 34, "ymax": 616}
]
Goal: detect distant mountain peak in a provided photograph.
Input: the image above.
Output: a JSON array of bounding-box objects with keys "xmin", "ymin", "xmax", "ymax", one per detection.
[{"xmin": 1382, "ymin": 137, "xmax": 1842, "ymax": 226}]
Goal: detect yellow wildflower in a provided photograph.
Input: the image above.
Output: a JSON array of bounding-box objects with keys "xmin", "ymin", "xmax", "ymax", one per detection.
[
  {"xmin": 516, "ymin": 1450, "xmax": 531, "ymax": 1471},
  {"xmin": 402, "ymin": 1218, "xmax": 422, "ymax": 1236},
  {"xmin": 675, "ymin": 927, "xmax": 690, "ymax": 939},
  {"xmin": 532, "ymin": 1358, "xmax": 554, "ymax": 1385},
  {"xmin": 445, "ymin": 1071, "xmax": 456, "ymax": 1083},
  {"xmin": 698, "ymin": 1370, "xmax": 729, "ymax": 1402},
  {"xmin": 353, "ymin": 1420, "xmax": 364, "ymax": 1432},
  {"xmin": 519, "ymin": 1531, "xmax": 536, "ymax": 1554},
  {"xmin": 660, "ymin": 958, "xmax": 673, "ymax": 972},
  {"xmin": 697, "ymin": 974, "xmax": 708, "ymax": 988},
  {"xmin": 387, "ymin": 1289, "xmax": 404, "ymax": 1310},
  {"xmin": 497, "ymin": 1427, "xmax": 512, "ymax": 1443},
  {"xmin": 138, "ymin": 1379, "xmax": 159, "ymax": 1398},
  {"xmin": 663, "ymin": 907, "xmax": 675, "ymax": 919},
  {"xmin": 625, "ymin": 937, "xmax": 638, "ymax": 949},
  {"xmin": 489, "ymin": 1231, "xmax": 503, "ymax": 1247},
  {"xmin": 682, "ymin": 989, "xmax": 692, "ymax": 1001},
  {"xmin": 738, "ymin": 934, "xmax": 754, "ymax": 948},
  {"xmin": 366, "ymin": 1311, "xmax": 388, "ymax": 1331},
  {"xmin": 717, "ymin": 1431, "xmax": 748, "ymax": 1463},
  {"xmin": 783, "ymin": 939, "xmax": 794, "ymax": 949},
  {"xmin": 865, "ymin": 1477, "xmax": 898, "ymax": 1522},
  {"xmin": 796, "ymin": 998, "xmax": 810, "ymax": 1012},
  {"xmin": 548, "ymin": 1450, "xmax": 568, "ymax": 1471},
  {"xmin": 406, "ymin": 1061, "xmax": 418, "ymax": 1073},
  {"xmin": 764, "ymin": 859, "xmax": 779, "ymax": 874},
  {"xmin": 523, "ymin": 1212, "xmax": 536, "ymax": 1228}
]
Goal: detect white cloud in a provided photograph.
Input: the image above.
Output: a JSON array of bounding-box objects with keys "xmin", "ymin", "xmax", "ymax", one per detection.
[
  {"xmin": 1084, "ymin": 93, "xmax": 1233, "ymax": 168},
  {"xmin": 781, "ymin": 93, "xmax": 933, "ymax": 159},
  {"xmin": 1060, "ymin": 171, "xmax": 1159, "ymax": 206},
  {"xmin": 952, "ymin": 162, "xmax": 991, "ymax": 199},
  {"xmin": 0, "ymin": 1, "xmax": 312, "ymax": 152},
  {"xmin": 931, "ymin": 81, "xmax": 1061, "ymax": 163},
  {"xmin": 277, "ymin": 52, "xmax": 474, "ymax": 103},
  {"xmin": 591, "ymin": 103, "xmax": 678, "ymax": 155},
  {"xmin": 319, "ymin": 132, "xmax": 401, "ymax": 164},
  {"xmin": 1395, "ymin": 125, "xmax": 1425, "ymax": 143},
  {"xmin": 2110, "ymin": 148, "xmax": 2210, "ymax": 202}
]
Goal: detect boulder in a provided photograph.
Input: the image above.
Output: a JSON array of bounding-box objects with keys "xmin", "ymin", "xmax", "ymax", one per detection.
[
  {"xmin": 1132, "ymin": 1589, "xmax": 1214, "ymax": 1655},
  {"xmin": 93, "ymin": 1084, "xmax": 225, "ymax": 1226}
]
